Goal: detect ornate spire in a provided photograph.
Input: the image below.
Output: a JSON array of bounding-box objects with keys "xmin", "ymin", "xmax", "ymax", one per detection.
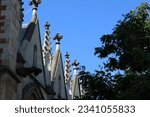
[
  {"xmin": 43, "ymin": 22, "xmax": 51, "ymax": 65},
  {"xmin": 72, "ymin": 60, "xmax": 79, "ymax": 75},
  {"xmin": 64, "ymin": 52, "xmax": 71, "ymax": 83},
  {"xmin": 72, "ymin": 60, "xmax": 80, "ymax": 99},
  {"xmin": 29, "ymin": 0, "xmax": 41, "ymax": 21},
  {"xmin": 53, "ymin": 33, "xmax": 63, "ymax": 50}
]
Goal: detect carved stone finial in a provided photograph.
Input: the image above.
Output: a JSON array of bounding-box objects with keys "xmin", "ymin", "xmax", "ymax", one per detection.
[
  {"xmin": 72, "ymin": 60, "xmax": 79, "ymax": 68},
  {"xmin": 45, "ymin": 22, "xmax": 50, "ymax": 30},
  {"xmin": 72, "ymin": 60, "xmax": 79, "ymax": 75},
  {"xmin": 53, "ymin": 33, "xmax": 63, "ymax": 44},
  {"xmin": 29, "ymin": 0, "xmax": 41, "ymax": 8},
  {"xmin": 29, "ymin": 0, "xmax": 41, "ymax": 21},
  {"xmin": 65, "ymin": 52, "xmax": 70, "ymax": 59}
]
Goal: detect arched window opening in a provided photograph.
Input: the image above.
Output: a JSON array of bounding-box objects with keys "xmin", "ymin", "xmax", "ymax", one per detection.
[
  {"xmin": 33, "ymin": 45, "xmax": 37, "ymax": 67},
  {"xmin": 58, "ymin": 75, "xmax": 61, "ymax": 97}
]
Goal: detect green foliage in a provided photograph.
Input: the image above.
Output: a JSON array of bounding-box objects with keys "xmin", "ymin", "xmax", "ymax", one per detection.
[
  {"xmin": 80, "ymin": 2, "xmax": 150, "ymax": 100},
  {"xmin": 79, "ymin": 71, "xmax": 115, "ymax": 99},
  {"xmin": 95, "ymin": 2, "xmax": 150, "ymax": 73},
  {"xmin": 114, "ymin": 73, "xmax": 150, "ymax": 99}
]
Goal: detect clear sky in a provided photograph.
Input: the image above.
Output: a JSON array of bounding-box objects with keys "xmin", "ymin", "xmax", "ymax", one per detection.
[{"xmin": 23, "ymin": 0, "xmax": 148, "ymax": 73}]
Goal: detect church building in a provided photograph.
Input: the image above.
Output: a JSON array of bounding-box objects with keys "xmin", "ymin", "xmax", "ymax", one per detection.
[{"xmin": 0, "ymin": 0, "xmax": 80, "ymax": 100}]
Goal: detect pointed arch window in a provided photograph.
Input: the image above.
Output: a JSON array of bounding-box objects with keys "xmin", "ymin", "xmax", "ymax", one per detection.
[
  {"xmin": 58, "ymin": 75, "xmax": 61, "ymax": 97},
  {"xmin": 33, "ymin": 45, "xmax": 37, "ymax": 67}
]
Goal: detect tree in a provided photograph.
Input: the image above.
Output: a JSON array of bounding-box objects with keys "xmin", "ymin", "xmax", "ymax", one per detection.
[
  {"xmin": 79, "ymin": 70, "xmax": 115, "ymax": 100},
  {"xmin": 94, "ymin": 2, "xmax": 150, "ymax": 99},
  {"xmin": 95, "ymin": 2, "xmax": 150, "ymax": 73},
  {"xmin": 79, "ymin": 2, "xmax": 150, "ymax": 100}
]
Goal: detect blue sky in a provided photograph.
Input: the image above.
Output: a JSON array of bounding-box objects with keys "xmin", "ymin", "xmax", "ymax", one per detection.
[{"xmin": 23, "ymin": 0, "xmax": 148, "ymax": 73}]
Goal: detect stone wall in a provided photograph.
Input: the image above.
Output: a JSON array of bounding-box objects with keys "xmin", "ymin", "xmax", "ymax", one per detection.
[
  {"xmin": 0, "ymin": 0, "xmax": 22, "ymax": 71},
  {"xmin": 0, "ymin": 71, "xmax": 20, "ymax": 99}
]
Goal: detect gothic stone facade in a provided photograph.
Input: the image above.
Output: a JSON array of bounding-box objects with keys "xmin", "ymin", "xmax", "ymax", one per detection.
[{"xmin": 0, "ymin": 0, "xmax": 80, "ymax": 100}]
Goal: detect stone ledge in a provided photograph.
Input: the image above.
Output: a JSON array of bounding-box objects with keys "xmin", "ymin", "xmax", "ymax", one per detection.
[{"xmin": 16, "ymin": 66, "xmax": 42, "ymax": 77}]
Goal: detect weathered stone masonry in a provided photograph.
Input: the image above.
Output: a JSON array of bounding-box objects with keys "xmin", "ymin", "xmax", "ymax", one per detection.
[{"xmin": 0, "ymin": 0, "xmax": 6, "ymax": 65}]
